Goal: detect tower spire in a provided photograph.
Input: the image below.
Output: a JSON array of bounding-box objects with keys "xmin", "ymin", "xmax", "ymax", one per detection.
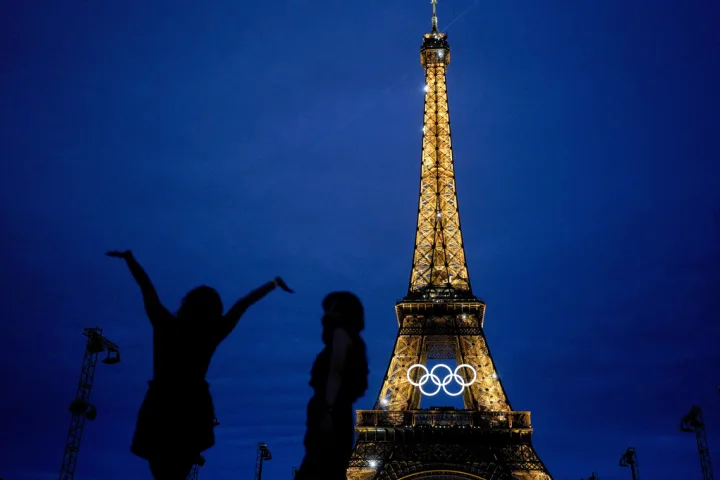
[
  {"xmin": 431, "ymin": 0, "xmax": 439, "ymax": 32},
  {"xmin": 410, "ymin": 2, "xmax": 470, "ymax": 299}
]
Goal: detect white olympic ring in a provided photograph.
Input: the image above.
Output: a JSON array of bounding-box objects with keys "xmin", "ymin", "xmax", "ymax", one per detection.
[{"xmin": 406, "ymin": 363, "xmax": 477, "ymax": 397}]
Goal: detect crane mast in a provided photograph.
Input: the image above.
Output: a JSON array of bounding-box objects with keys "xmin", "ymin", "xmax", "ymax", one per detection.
[
  {"xmin": 255, "ymin": 442, "xmax": 272, "ymax": 480},
  {"xmin": 186, "ymin": 455, "xmax": 205, "ymax": 480},
  {"xmin": 619, "ymin": 447, "xmax": 640, "ymax": 480},
  {"xmin": 681, "ymin": 405, "xmax": 715, "ymax": 480},
  {"xmin": 58, "ymin": 327, "xmax": 120, "ymax": 480}
]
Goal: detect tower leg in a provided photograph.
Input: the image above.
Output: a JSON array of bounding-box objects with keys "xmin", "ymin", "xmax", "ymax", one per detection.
[{"xmin": 374, "ymin": 333, "xmax": 425, "ymax": 410}]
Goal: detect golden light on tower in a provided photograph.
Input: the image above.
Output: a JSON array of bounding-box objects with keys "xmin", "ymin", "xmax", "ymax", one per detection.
[
  {"xmin": 409, "ymin": 0, "xmax": 470, "ymax": 296},
  {"xmin": 347, "ymin": 1, "xmax": 553, "ymax": 479}
]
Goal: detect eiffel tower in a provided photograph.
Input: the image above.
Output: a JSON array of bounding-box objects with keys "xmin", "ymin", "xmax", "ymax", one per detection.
[{"xmin": 347, "ymin": 2, "xmax": 553, "ymax": 479}]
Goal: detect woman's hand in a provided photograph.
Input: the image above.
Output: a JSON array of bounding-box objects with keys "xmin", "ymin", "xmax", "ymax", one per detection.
[
  {"xmin": 274, "ymin": 277, "xmax": 294, "ymax": 293},
  {"xmin": 106, "ymin": 250, "xmax": 132, "ymax": 259}
]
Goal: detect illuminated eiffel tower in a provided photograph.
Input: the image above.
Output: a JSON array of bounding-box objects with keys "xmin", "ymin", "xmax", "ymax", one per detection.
[{"xmin": 346, "ymin": 2, "xmax": 553, "ymax": 479}]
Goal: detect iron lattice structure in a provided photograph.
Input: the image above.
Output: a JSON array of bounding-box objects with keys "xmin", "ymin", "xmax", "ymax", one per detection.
[
  {"xmin": 347, "ymin": 3, "xmax": 552, "ymax": 479},
  {"xmin": 681, "ymin": 406, "xmax": 714, "ymax": 480},
  {"xmin": 59, "ymin": 328, "xmax": 120, "ymax": 480},
  {"xmin": 619, "ymin": 447, "xmax": 639, "ymax": 480},
  {"xmin": 187, "ymin": 463, "xmax": 199, "ymax": 480},
  {"xmin": 186, "ymin": 455, "xmax": 205, "ymax": 480},
  {"xmin": 255, "ymin": 442, "xmax": 272, "ymax": 480}
]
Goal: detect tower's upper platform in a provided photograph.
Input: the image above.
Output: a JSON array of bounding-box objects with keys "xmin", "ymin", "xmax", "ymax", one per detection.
[{"xmin": 421, "ymin": 31, "xmax": 450, "ymax": 67}]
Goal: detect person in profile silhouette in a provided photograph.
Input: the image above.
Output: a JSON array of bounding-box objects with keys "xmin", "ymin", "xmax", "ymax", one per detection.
[
  {"xmin": 296, "ymin": 291, "xmax": 369, "ymax": 480},
  {"xmin": 107, "ymin": 250, "xmax": 293, "ymax": 480}
]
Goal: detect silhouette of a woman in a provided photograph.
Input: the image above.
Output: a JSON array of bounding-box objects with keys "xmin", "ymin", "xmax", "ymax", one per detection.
[
  {"xmin": 296, "ymin": 291, "xmax": 369, "ymax": 480},
  {"xmin": 107, "ymin": 250, "xmax": 293, "ymax": 479}
]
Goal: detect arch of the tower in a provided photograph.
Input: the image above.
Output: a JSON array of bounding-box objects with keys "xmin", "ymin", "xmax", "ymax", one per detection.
[
  {"xmin": 376, "ymin": 461, "xmax": 512, "ymax": 480},
  {"xmin": 399, "ymin": 471, "xmax": 487, "ymax": 480}
]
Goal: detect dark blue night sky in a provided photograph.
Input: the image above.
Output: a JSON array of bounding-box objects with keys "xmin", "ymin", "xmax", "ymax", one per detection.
[{"xmin": 1, "ymin": 1, "xmax": 719, "ymax": 479}]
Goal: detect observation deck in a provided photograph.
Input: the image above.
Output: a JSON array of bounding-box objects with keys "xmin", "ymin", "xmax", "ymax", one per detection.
[{"xmin": 356, "ymin": 409, "xmax": 533, "ymax": 444}]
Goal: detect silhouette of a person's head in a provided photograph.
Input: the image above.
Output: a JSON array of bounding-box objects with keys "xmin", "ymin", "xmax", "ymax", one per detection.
[
  {"xmin": 321, "ymin": 291, "xmax": 364, "ymax": 342},
  {"xmin": 178, "ymin": 285, "xmax": 223, "ymax": 323}
]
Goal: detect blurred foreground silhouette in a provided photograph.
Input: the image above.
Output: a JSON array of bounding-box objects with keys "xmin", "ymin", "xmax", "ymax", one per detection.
[
  {"xmin": 295, "ymin": 292, "xmax": 369, "ymax": 480},
  {"xmin": 107, "ymin": 250, "xmax": 292, "ymax": 479}
]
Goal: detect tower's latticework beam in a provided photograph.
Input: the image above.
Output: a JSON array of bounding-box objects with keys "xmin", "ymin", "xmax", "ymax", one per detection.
[{"xmin": 409, "ymin": 26, "xmax": 470, "ymax": 297}]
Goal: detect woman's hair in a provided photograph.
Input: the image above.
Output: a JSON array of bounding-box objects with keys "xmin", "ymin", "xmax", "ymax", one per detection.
[
  {"xmin": 177, "ymin": 285, "xmax": 223, "ymax": 322},
  {"xmin": 321, "ymin": 291, "xmax": 364, "ymax": 341}
]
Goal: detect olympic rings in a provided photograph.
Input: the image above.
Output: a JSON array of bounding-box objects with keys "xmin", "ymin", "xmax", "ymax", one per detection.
[{"xmin": 406, "ymin": 363, "xmax": 477, "ymax": 397}]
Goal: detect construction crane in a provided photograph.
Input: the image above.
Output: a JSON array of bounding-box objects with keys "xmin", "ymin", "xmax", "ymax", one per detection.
[
  {"xmin": 681, "ymin": 405, "xmax": 715, "ymax": 480},
  {"xmin": 186, "ymin": 455, "xmax": 206, "ymax": 480},
  {"xmin": 58, "ymin": 327, "xmax": 120, "ymax": 480},
  {"xmin": 619, "ymin": 447, "xmax": 640, "ymax": 480},
  {"xmin": 185, "ymin": 418, "xmax": 219, "ymax": 479},
  {"xmin": 255, "ymin": 442, "xmax": 272, "ymax": 480}
]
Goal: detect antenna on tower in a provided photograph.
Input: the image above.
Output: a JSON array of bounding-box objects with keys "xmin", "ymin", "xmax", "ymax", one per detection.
[{"xmin": 431, "ymin": 0, "xmax": 439, "ymax": 32}]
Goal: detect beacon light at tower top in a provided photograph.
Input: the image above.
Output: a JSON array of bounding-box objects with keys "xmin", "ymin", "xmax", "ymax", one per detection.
[{"xmin": 407, "ymin": 364, "xmax": 477, "ymax": 397}]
